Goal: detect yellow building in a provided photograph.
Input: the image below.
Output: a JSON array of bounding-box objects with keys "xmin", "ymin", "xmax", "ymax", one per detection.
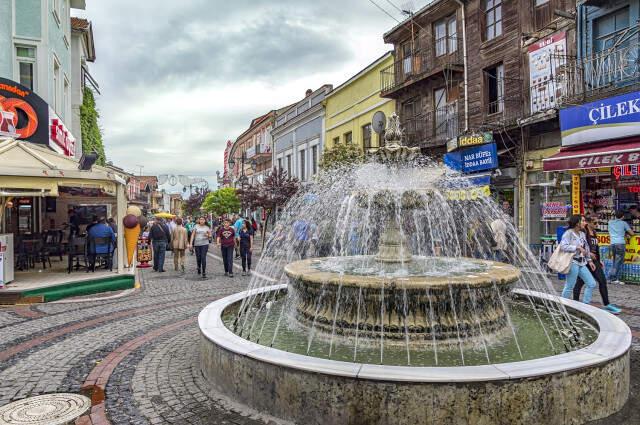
[{"xmin": 324, "ymin": 52, "xmax": 395, "ymax": 152}]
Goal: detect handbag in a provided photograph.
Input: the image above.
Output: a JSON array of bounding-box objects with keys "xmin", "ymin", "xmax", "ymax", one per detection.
[{"xmin": 547, "ymin": 244, "xmax": 574, "ymax": 274}]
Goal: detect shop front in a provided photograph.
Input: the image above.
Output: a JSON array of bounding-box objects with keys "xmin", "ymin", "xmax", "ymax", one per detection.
[{"xmin": 543, "ymin": 90, "xmax": 640, "ymax": 283}]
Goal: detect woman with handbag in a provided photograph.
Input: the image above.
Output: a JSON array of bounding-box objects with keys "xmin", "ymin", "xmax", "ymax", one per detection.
[{"xmin": 559, "ymin": 215, "xmax": 598, "ymax": 304}]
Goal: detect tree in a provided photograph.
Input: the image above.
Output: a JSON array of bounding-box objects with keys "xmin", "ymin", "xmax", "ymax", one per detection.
[
  {"xmin": 201, "ymin": 187, "xmax": 241, "ymax": 216},
  {"xmin": 182, "ymin": 189, "xmax": 210, "ymax": 217},
  {"xmin": 80, "ymin": 87, "xmax": 106, "ymax": 165},
  {"xmin": 319, "ymin": 143, "xmax": 364, "ymax": 170}
]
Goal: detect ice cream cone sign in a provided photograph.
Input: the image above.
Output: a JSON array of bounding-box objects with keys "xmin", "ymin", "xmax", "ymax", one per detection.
[{"xmin": 123, "ymin": 214, "xmax": 139, "ymax": 267}]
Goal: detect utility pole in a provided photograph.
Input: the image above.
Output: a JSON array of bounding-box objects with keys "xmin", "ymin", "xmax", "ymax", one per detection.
[{"xmin": 135, "ymin": 165, "xmax": 144, "ymax": 176}]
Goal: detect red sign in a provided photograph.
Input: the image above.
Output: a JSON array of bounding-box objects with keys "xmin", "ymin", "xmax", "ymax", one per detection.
[
  {"xmin": 543, "ymin": 142, "xmax": 640, "ymax": 171},
  {"xmin": 48, "ymin": 109, "xmax": 75, "ymax": 157},
  {"xmin": 613, "ymin": 163, "xmax": 639, "ymax": 180}
]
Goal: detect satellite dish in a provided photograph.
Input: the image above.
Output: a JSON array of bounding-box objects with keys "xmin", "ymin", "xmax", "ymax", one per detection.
[{"xmin": 372, "ymin": 111, "xmax": 387, "ymax": 134}]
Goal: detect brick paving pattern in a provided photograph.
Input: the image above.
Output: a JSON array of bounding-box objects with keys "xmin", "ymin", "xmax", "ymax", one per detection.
[{"xmin": 0, "ymin": 244, "xmax": 637, "ymax": 424}]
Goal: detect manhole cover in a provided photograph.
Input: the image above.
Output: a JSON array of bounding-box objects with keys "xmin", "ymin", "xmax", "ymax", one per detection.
[{"xmin": 0, "ymin": 394, "xmax": 91, "ymax": 425}]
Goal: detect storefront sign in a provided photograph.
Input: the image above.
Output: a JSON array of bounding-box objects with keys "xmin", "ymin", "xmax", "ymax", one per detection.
[
  {"xmin": 49, "ymin": 109, "xmax": 75, "ymax": 157},
  {"xmin": 542, "ymin": 201, "xmax": 568, "ymax": 219},
  {"xmin": 597, "ymin": 234, "xmax": 640, "ymax": 264},
  {"xmin": 444, "ymin": 143, "xmax": 498, "ymax": 173},
  {"xmin": 560, "ymin": 90, "xmax": 640, "ymax": 146},
  {"xmin": 572, "ymin": 174, "xmax": 581, "ymax": 214},
  {"xmin": 446, "ymin": 132, "xmax": 493, "ymax": 152},
  {"xmin": 544, "ymin": 149, "xmax": 640, "ymax": 171},
  {"xmin": 446, "ymin": 185, "xmax": 491, "ymax": 201},
  {"xmin": 613, "ymin": 163, "xmax": 639, "ymax": 180},
  {"xmin": 0, "ymin": 78, "xmax": 49, "ymax": 143},
  {"xmin": 529, "ymin": 32, "xmax": 566, "ymax": 113},
  {"xmin": 0, "ymin": 111, "xmax": 17, "ymax": 137}
]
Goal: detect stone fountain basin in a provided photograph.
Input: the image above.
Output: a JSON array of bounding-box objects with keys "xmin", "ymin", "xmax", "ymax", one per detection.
[{"xmin": 199, "ymin": 285, "xmax": 631, "ymax": 425}]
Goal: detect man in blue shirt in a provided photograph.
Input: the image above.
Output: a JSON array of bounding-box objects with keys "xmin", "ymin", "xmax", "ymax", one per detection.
[
  {"xmin": 608, "ymin": 210, "xmax": 634, "ymax": 285},
  {"xmin": 88, "ymin": 217, "xmax": 116, "ymax": 270}
]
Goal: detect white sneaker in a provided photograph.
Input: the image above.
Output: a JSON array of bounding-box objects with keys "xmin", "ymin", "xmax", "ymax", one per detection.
[{"xmin": 617, "ymin": 280, "xmax": 625, "ymax": 285}]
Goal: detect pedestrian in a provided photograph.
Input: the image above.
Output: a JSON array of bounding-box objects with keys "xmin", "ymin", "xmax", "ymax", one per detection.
[
  {"xmin": 149, "ymin": 219, "xmax": 171, "ymax": 272},
  {"xmin": 234, "ymin": 215, "xmax": 244, "ymax": 258},
  {"xmin": 217, "ymin": 219, "xmax": 236, "ymax": 277},
  {"xmin": 559, "ymin": 215, "xmax": 598, "ymax": 304},
  {"xmin": 573, "ymin": 216, "xmax": 621, "ymax": 314},
  {"xmin": 168, "ymin": 217, "xmax": 177, "ymax": 233},
  {"xmin": 293, "ymin": 219, "xmax": 310, "ymax": 259},
  {"xmin": 189, "ymin": 216, "xmax": 212, "ymax": 278},
  {"xmin": 67, "ymin": 208, "xmax": 80, "ymax": 239},
  {"xmin": 85, "ymin": 215, "xmax": 98, "ymax": 234},
  {"xmin": 490, "ymin": 215, "xmax": 508, "ymax": 263},
  {"xmin": 171, "ymin": 218, "xmax": 188, "ymax": 273},
  {"xmin": 238, "ymin": 220, "xmax": 253, "ymax": 275},
  {"xmin": 251, "ymin": 217, "xmax": 258, "ymax": 233},
  {"xmin": 107, "ymin": 217, "xmax": 118, "ymax": 234},
  {"xmin": 608, "ymin": 210, "xmax": 634, "ymax": 285}
]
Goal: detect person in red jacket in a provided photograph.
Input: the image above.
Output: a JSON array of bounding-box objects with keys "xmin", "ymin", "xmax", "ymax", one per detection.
[{"xmin": 216, "ymin": 219, "xmax": 236, "ymax": 277}]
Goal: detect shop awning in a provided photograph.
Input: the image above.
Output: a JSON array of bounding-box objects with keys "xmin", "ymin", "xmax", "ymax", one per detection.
[
  {"xmin": 542, "ymin": 140, "xmax": 640, "ymax": 172},
  {"xmin": 0, "ymin": 176, "xmax": 59, "ymax": 197}
]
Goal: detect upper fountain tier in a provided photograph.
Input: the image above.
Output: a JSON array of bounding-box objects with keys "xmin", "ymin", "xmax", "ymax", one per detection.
[{"xmin": 373, "ymin": 112, "xmax": 421, "ymax": 164}]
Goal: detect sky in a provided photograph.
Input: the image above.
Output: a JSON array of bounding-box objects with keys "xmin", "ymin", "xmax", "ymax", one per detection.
[{"xmin": 73, "ymin": 0, "xmax": 429, "ymax": 192}]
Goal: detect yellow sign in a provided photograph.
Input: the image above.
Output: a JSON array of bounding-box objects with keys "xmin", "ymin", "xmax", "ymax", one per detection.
[
  {"xmin": 446, "ymin": 185, "xmax": 491, "ymax": 201},
  {"xmin": 458, "ymin": 135, "xmax": 485, "ymax": 147},
  {"xmin": 596, "ymin": 234, "xmax": 640, "ymax": 264},
  {"xmin": 571, "ymin": 175, "xmax": 581, "ymax": 214}
]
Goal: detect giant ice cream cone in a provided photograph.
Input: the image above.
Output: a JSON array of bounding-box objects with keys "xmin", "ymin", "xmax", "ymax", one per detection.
[{"xmin": 124, "ymin": 224, "xmax": 140, "ymax": 267}]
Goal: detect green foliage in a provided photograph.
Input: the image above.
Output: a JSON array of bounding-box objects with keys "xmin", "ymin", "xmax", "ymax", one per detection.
[
  {"xmin": 201, "ymin": 187, "xmax": 241, "ymax": 216},
  {"xmin": 319, "ymin": 143, "xmax": 364, "ymax": 170},
  {"xmin": 80, "ymin": 87, "xmax": 106, "ymax": 165}
]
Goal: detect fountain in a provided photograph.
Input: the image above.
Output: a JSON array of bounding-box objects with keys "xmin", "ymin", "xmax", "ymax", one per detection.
[{"xmin": 199, "ymin": 114, "xmax": 631, "ymax": 424}]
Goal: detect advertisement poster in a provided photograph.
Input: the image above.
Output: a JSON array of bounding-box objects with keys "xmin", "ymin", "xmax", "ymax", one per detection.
[
  {"xmin": 0, "ymin": 77, "xmax": 50, "ymax": 145},
  {"xmin": 542, "ymin": 202, "xmax": 568, "ymax": 219},
  {"xmin": 444, "ymin": 143, "xmax": 498, "ymax": 173},
  {"xmin": 529, "ymin": 32, "xmax": 566, "ymax": 113},
  {"xmin": 597, "ymin": 234, "xmax": 640, "ymax": 264}
]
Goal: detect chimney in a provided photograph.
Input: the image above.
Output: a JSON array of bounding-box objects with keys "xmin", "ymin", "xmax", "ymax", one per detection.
[{"xmin": 305, "ymin": 89, "xmax": 313, "ymax": 97}]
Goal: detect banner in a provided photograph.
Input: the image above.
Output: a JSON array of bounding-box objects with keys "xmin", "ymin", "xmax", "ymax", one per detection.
[
  {"xmin": 597, "ymin": 234, "xmax": 640, "ymax": 264},
  {"xmin": 560, "ymin": 90, "xmax": 640, "ymax": 146},
  {"xmin": 529, "ymin": 32, "xmax": 566, "ymax": 113},
  {"xmin": 542, "ymin": 202, "xmax": 568, "ymax": 219},
  {"xmin": 446, "ymin": 185, "xmax": 491, "ymax": 201},
  {"xmin": 444, "ymin": 143, "xmax": 498, "ymax": 173},
  {"xmin": 572, "ymin": 175, "xmax": 581, "ymax": 214}
]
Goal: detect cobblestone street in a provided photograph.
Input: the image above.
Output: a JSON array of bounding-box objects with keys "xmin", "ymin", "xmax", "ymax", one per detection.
[{"xmin": 0, "ymin": 249, "xmax": 638, "ymax": 424}]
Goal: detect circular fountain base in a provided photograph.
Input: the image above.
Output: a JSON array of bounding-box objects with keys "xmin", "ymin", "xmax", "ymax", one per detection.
[
  {"xmin": 199, "ymin": 286, "xmax": 631, "ymax": 425},
  {"xmin": 285, "ymin": 256, "xmax": 521, "ymax": 342}
]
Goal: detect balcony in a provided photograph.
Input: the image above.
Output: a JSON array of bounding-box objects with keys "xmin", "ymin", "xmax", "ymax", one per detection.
[
  {"xmin": 483, "ymin": 75, "xmax": 524, "ymax": 127},
  {"xmin": 402, "ymin": 102, "xmax": 462, "ymax": 148},
  {"xmin": 381, "ymin": 37, "xmax": 464, "ymax": 97},
  {"xmin": 552, "ymin": 41, "xmax": 640, "ymax": 107},
  {"xmin": 245, "ymin": 143, "xmax": 272, "ymax": 163}
]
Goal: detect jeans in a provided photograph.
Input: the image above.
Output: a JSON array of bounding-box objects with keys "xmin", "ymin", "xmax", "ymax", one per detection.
[
  {"xmin": 221, "ymin": 245, "xmax": 234, "ymax": 274},
  {"xmin": 240, "ymin": 244, "xmax": 252, "ymax": 271},
  {"xmin": 573, "ymin": 260, "xmax": 609, "ymax": 306},
  {"xmin": 152, "ymin": 240, "xmax": 167, "ymax": 271},
  {"xmin": 609, "ymin": 244, "xmax": 626, "ymax": 282},
  {"xmin": 194, "ymin": 245, "xmax": 209, "ymax": 274},
  {"xmin": 562, "ymin": 262, "xmax": 598, "ymax": 303}
]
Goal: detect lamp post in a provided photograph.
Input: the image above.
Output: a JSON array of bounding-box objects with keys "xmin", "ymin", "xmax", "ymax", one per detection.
[{"xmin": 228, "ymin": 152, "xmax": 258, "ymax": 215}]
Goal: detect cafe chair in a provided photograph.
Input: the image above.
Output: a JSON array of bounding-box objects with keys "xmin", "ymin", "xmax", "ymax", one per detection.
[
  {"xmin": 87, "ymin": 236, "xmax": 115, "ymax": 272},
  {"xmin": 67, "ymin": 237, "xmax": 88, "ymax": 273}
]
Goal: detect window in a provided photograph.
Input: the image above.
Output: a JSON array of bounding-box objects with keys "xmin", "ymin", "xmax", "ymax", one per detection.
[
  {"xmin": 299, "ymin": 150, "xmax": 306, "ymax": 181},
  {"xmin": 434, "ymin": 15, "xmax": 456, "ymax": 56},
  {"xmin": 311, "ymin": 145, "xmax": 318, "ymax": 175},
  {"xmin": 362, "ymin": 123, "xmax": 372, "ymax": 149},
  {"xmin": 63, "ymin": 77, "xmax": 69, "ymax": 119},
  {"xmin": 434, "ymin": 88, "xmax": 447, "ymax": 133},
  {"xmin": 594, "ymin": 7, "xmax": 630, "ymax": 53},
  {"xmin": 485, "ymin": 0, "xmax": 502, "ymax": 41},
  {"xmin": 53, "ymin": 58, "xmax": 60, "ymax": 112},
  {"xmin": 344, "ymin": 131, "xmax": 352, "ymax": 144},
  {"xmin": 333, "ymin": 136, "xmax": 340, "ymax": 145},
  {"xmin": 286, "ymin": 154, "xmax": 292, "ymax": 177},
  {"xmin": 486, "ymin": 64, "xmax": 505, "ymax": 114},
  {"xmin": 16, "ymin": 46, "xmax": 36, "ymax": 90},
  {"xmin": 277, "ymin": 158, "xmax": 283, "ymax": 172},
  {"xmin": 52, "ymin": 0, "xmax": 60, "ymax": 24},
  {"xmin": 402, "ymin": 41, "xmax": 413, "ymax": 75}
]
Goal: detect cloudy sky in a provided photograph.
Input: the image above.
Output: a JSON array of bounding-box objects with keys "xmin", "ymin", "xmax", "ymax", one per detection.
[{"xmin": 74, "ymin": 0, "xmax": 428, "ymax": 191}]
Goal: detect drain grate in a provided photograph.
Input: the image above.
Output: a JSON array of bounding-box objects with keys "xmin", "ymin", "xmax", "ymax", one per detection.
[{"xmin": 0, "ymin": 394, "xmax": 91, "ymax": 425}]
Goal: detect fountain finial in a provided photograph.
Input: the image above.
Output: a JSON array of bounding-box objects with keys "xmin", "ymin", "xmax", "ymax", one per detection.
[{"xmin": 375, "ymin": 113, "xmax": 421, "ymax": 163}]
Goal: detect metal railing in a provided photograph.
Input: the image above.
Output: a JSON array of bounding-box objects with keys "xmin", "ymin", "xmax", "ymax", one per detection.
[
  {"xmin": 551, "ymin": 41, "xmax": 640, "ymax": 105},
  {"xmin": 483, "ymin": 75, "xmax": 524, "ymax": 126},
  {"xmin": 381, "ymin": 37, "xmax": 463, "ymax": 94},
  {"xmin": 402, "ymin": 102, "xmax": 462, "ymax": 148}
]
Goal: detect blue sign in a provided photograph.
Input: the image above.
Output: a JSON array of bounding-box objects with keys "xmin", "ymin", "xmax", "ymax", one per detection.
[
  {"xmin": 560, "ymin": 90, "xmax": 640, "ymax": 147},
  {"xmin": 444, "ymin": 143, "xmax": 498, "ymax": 173}
]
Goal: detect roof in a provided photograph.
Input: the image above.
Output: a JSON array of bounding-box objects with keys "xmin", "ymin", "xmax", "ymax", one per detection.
[
  {"xmin": 326, "ymin": 52, "xmax": 393, "ymax": 99},
  {"xmin": 71, "ymin": 17, "xmax": 89, "ymax": 31},
  {"xmin": 71, "ymin": 17, "xmax": 96, "ymax": 62},
  {"xmin": 383, "ymin": 0, "xmax": 456, "ymax": 42}
]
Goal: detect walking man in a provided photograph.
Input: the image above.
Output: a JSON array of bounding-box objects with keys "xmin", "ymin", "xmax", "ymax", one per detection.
[
  {"xmin": 171, "ymin": 218, "xmax": 188, "ymax": 272},
  {"xmin": 149, "ymin": 219, "xmax": 171, "ymax": 272},
  {"xmin": 608, "ymin": 210, "xmax": 634, "ymax": 284},
  {"xmin": 217, "ymin": 219, "xmax": 236, "ymax": 277}
]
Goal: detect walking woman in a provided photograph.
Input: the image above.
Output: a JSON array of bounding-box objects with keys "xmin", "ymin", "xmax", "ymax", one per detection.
[
  {"xmin": 171, "ymin": 218, "xmax": 188, "ymax": 273},
  {"xmin": 559, "ymin": 215, "xmax": 598, "ymax": 303},
  {"xmin": 189, "ymin": 217, "xmax": 211, "ymax": 278},
  {"xmin": 572, "ymin": 216, "xmax": 621, "ymax": 314},
  {"xmin": 238, "ymin": 220, "xmax": 253, "ymax": 276},
  {"xmin": 217, "ymin": 219, "xmax": 236, "ymax": 277}
]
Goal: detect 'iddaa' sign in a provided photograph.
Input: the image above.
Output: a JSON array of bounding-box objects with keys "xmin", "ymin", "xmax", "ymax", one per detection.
[
  {"xmin": 560, "ymin": 90, "xmax": 640, "ymax": 146},
  {"xmin": 444, "ymin": 143, "xmax": 498, "ymax": 173},
  {"xmin": 446, "ymin": 132, "xmax": 493, "ymax": 152}
]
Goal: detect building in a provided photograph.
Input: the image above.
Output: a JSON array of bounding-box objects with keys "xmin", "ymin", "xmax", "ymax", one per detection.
[
  {"xmin": 229, "ymin": 111, "xmax": 277, "ymax": 189},
  {"xmin": 69, "ymin": 16, "xmax": 97, "ymax": 150},
  {"xmin": 0, "ymin": 0, "xmax": 89, "ymax": 158},
  {"xmin": 169, "ymin": 193, "xmax": 183, "ymax": 216},
  {"xmin": 324, "ymin": 53, "xmax": 395, "ymax": 153},
  {"xmin": 272, "ymin": 86, "xmax": 332, "ymax": 183},
  {"xmin": 538, "ymin": 0, "xmax": 640, "ymax": 282},
  {"xmin": 136, "ymin": 176, "xmax": 158, "ymax": 214}
]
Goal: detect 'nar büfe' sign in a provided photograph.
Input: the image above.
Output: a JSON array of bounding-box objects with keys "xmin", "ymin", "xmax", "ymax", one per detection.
[{"xmin": 461, "ymin": 143, "xmax": 498, "ymax": 173}]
